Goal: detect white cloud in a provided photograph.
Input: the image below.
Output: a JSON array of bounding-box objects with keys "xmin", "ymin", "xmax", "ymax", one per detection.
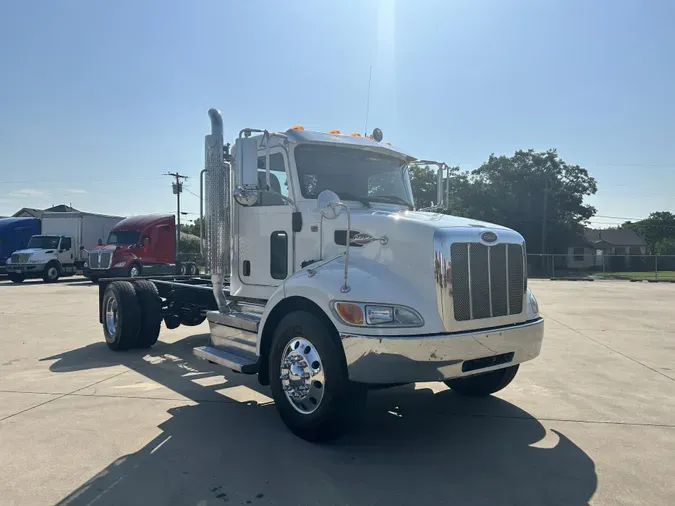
[
  {"xmin": 65, "ymin": 189, "xmax": 88, "ymax": 195},
  {"xmin": 10, "ymin": 188, "xmax": 47, "ymax": 198}
]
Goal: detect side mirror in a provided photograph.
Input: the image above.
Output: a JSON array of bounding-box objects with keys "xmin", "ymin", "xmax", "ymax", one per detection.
[
  {"xmin": 233, "ymin": 185, "xmax": 259, "ymax": 207},
  {"xmin": 317, "ymin": 190, "xmax": 342, "ymax": 220},
  {"xmin": 235, "ymin": 136, "xmax": 259, "ymax": 187},
  {"xmin": 79, "ymin": 246, "xmax": 85, "ymax": 251},
  {"xmin": 97, "ymin": 238, "xmax": 103, "ymax": 246}
]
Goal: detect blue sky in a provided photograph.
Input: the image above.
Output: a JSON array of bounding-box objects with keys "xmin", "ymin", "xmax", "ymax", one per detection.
[{"xmin": 1, "ymin": 0, "xmax": 674, "ymax": 227}]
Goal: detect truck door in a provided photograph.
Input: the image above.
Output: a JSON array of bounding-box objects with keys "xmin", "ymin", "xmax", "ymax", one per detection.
[
  {"xmin": 237, "ymin": 150, "xmax": 294, "ymax": 287},
  {"xmin": 58, "ymin": 237, "xmax": 74, "ymax": 266}
]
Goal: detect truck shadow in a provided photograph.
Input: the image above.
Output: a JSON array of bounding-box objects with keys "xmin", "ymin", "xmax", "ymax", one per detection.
[
  {"xmin": 43, "ymin": 337, "xmax": 597, "ymax": 506},
  {"xmin": 0, "ymin": 277, "xmax": 92, "ymax": 287}
]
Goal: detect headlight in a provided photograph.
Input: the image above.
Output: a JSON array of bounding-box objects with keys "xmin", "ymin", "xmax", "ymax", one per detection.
[
  {"xmin": 30, "ymin": 259, "xmax": 42, "ymax": 264},
  {"xmin": 528, "ymin": 290, "xmax": 539, "ymax": 314},
  {"xmin": 113, "ymin": 262, "xmax": 127, "ymax": 267},
  {"xmin": 333, "ymin": 302, "xmax": 424, "ymax": 327}
]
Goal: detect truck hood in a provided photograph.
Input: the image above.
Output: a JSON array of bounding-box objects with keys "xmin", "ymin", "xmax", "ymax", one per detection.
[
  {"xmin": 360, "ymin": 209, "xmax": 511, "ymax": 230},
  {"xmin": 11, "ymin": 248, "xmax": 54, "ymax": 255}
]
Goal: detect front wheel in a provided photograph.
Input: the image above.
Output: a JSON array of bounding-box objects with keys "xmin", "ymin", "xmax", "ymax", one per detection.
[
  {"xmin": 269, "ymin": 310, "xmax": 366, "ymax": 442},
  {"xmin": 43, "ymin": 263, "xmax": 60, "ymax": 283},
  {"xmin": 8, "ymin": 273, "xmax": 25, "ymax": 283},
  {"xmin": 128, "ymin": 263, "xmax": 141, "ymax": 278},
  {"xmin": 444, "ymin": 364, "xmax": 520, "ymax": 397}
]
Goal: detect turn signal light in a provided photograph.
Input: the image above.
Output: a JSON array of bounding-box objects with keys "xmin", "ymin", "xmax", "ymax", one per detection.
[
  {"xmin": 334, "ymin": 302, "xmax": 365, "ymax": 325},
  {"xmin": 290, "ymin": 125, "xmax": 304, "ymax": 131}
]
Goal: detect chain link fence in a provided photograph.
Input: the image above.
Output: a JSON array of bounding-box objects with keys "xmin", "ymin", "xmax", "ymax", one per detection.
[{"xmin": 527, "ymin": 253, "xmax": 675, "ymax": 281}]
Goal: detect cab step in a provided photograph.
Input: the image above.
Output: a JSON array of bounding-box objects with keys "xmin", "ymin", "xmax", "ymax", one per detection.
[{"xmin": 193, "ymin": 346, "xmax": 259, "ymax": 374}]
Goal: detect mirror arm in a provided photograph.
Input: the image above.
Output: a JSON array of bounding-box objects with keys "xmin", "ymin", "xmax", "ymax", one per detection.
[{"xmin": 328, "ymin": 201, "xmax": 351, "ymax": 293}]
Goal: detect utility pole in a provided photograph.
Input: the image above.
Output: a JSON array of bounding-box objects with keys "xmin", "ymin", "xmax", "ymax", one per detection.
[
  {"xmin": 165, "ymin": 172, "xmax": 189, "ymax": 260},
  {"xmin": 540, "ymin": 174, "xmax": 549, "ymax": 274}
]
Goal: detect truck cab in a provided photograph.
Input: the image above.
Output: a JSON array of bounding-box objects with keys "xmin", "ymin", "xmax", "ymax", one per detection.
[
  {"xmin": 96, "ymin": 109, "xmax": 544, "ymax": 441},
  {"xmin": 84, "ymin": 214, "xmax": 198, "ymax": 282},
  {"xmin": 0, "ymin": 217, "xmax": 40, "ymax": 277}
]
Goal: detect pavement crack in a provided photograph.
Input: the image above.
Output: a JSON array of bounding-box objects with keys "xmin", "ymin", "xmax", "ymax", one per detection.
[{"xmin": 543, "ymin": 314, "xmax": 675, "ymax": 383}]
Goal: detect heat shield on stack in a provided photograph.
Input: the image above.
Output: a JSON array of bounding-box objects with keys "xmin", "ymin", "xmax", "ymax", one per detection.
[{"xmin": 205, "ymin": 108, "xmax": 229, "ymax": 311}]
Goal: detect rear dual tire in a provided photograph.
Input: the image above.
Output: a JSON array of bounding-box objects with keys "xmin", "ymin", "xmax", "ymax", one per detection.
[{"xmin": 102, "ymin": 280, "xmax": 162, "ymax": 351}]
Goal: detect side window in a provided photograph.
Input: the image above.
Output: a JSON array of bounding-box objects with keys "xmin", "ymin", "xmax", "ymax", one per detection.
[
  {"xmin": 61, "ymin": 237, "xmax": 72, "ymax": 250},
  {"xmin": 257, "ymin": 153, "xmax": 289, "ymax": 206}
]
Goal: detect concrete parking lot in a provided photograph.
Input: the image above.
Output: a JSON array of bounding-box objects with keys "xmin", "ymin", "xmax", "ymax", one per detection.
[{"xmin": 0, "ymin": 278, "xmax": 674, "ymax": 505}]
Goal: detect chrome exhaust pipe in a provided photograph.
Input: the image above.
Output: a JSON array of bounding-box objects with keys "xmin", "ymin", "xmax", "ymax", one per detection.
[{"xmin": 205, "ymin": 108, "xmax": 229, "ymax": 312}]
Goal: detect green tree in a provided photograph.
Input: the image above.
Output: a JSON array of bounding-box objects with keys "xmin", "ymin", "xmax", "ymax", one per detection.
[
  {"xmin": 409, "ymin": 149, "xmax": 597, "ymax": 253},
  {"xmin": 625, "ymin": 212, "xmax": 675, "ymax": 254},
  {"xmin": 179, "ymin": 218, "xmax": 202, "ymax": 238}
]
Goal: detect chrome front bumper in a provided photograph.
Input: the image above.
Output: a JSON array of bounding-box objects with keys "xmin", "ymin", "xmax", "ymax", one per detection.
[{"xmin": 341, "ymin": 318, "xmax": 544, "ymax": 384}]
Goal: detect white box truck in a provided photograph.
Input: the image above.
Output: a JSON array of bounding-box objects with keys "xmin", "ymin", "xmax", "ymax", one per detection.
[{"xmin": 6, "ymin": 212, "xmax": 124, "ymax": 283}]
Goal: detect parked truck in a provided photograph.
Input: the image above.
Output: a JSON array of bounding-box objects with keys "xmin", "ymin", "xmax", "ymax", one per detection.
[
  {"xmin": 83, "ymin": 214, "xmax": 199, "ymax": 283},
  {"xmin": 6, "ymin": 212, "xmax": 123, "ymax": 283},
  {"xmin": 0, "ymin": 217, "xmax": 41, "ymax": 276},
  {"xmin": 95, "ymin": 109, "xmax": 544, "ymax": 441}
]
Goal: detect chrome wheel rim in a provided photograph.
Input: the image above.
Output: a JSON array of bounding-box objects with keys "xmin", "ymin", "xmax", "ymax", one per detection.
[
  {"xmin": 280, "ymin": 337, "xmax": 325, "ymax": 415},
  {"xmin": 130, "ymin": 266, "xmax": 140, "ymax": 277},
  {"xmin": 105, "ymin": 296, "xmax": 118, "ymax": 339},
  {"xmin": 47, "ymin": 267, "xmax": 58, "ymax": 280}
]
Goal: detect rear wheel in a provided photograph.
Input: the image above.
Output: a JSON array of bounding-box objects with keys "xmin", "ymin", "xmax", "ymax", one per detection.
[
  {"xmin": 188, "ymin": 263, "xmax": 199, "ymax": 275},
  {"xmin": 444, "ymin": 364, "xmax": 520, "ymax": 397},
  {"xmin": 133, "ymin": 280, "xmax": 162, "ymax": 348},
  {"xmin": 269, "ymin": 310, "xmax": 366, "ymax": 442},
  {"xmin": 8, "ymin": 273, "xmax": 24, "ymax": 283},
  {"xmin": 43, "ymin": 262, "xmax": 60, "ymax": 283},
  {"xmin": 102, "ymin": 281, "xmax": 141, "ymax": 351},
  {"xmin": 177, "ymin": 262, "xmax": 187, "ymax": 275}
]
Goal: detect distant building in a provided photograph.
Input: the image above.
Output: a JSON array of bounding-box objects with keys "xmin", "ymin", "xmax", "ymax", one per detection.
[
  {"xmin": 566, "ymin": 228, "xmax": 647, "ymax": 269},
  {"xmin": 12, "ymin": 205, "xmax": 80, "ymax": 218}
]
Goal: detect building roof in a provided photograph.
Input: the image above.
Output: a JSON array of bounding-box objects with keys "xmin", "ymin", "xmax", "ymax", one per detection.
[
  {"xmin": 12, "ymin": 205, "xmax": 80, "ymax": 218},
  {"xmin": 583, "ymin": 228, "xmax": 646, "ymax": 247}
]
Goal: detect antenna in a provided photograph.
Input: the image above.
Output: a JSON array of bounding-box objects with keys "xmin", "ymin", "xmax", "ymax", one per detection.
[{"xmin": 364, "ymin": 65, "xmax": 372, "ymax": 136}]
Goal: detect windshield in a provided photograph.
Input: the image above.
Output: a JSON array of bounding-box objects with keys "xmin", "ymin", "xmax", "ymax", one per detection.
[
  {"xmin": 294, "ymin": 144, "xmax": 414, "ymax": 207},
  {"xmin": 27, "ymin": 236, "xmax": 60, "ymax": 249},
  {"xmin": 107, "ymin": 230, "xmax": 140, "ymax": 245}
]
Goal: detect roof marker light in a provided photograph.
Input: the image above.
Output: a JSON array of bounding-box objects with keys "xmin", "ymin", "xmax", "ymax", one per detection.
[
  {"xmin": 290, "ymin": 125, "xmax": 304, "ymax": 131},
  {"xmin": 349, "ymin": 132, "xmax": 361, "ymax": 137},
  {"xmin": 328, "ymin": 129, "xmax": 340, "ymax": 134}
]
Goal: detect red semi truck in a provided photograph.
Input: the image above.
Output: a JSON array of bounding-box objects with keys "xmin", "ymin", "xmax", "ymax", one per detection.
[{"xmin": 84, "ymin": 214, "xmax": 199, "ymax": 282}]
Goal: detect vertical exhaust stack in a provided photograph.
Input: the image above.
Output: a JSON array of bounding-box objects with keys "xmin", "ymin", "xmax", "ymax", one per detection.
[{"xmin": 205, "ymin": 108, "xmax": 229, "ymax": 312}]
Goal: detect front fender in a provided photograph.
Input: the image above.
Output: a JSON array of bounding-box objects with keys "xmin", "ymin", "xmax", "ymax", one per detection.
[{"xmin": 256, "ymin": 256, "xmax": 443, "ymax": 354}]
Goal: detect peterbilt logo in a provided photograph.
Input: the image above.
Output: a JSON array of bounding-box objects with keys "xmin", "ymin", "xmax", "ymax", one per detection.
[{"xmin": 481, "ymin": 231, "xmax": 498, "ymax": 243}]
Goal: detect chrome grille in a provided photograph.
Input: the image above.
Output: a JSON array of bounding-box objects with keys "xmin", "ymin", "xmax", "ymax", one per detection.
[
  {"xmin": 88, "ymin": 251, "xmax": 112, "ymax": 270},
  {"xmin": 11, "ymin": 253, "xmax": 30, "ymax": 264},
  {"xmin": 451, "ymin": 243, "xmax": 524, "ymax": 321}
]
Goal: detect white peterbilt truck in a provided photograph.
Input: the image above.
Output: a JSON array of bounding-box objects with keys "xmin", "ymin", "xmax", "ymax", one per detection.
[{"xmin": 97, "ymin": 109, "xmax": 544, "ymax": 441}]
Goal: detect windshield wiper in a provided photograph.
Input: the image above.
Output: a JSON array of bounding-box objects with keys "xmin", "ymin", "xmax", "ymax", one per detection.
[
  {"xmin": 364, "ymin": 195, "xmax": 413, "ymax": 210},
  {"xmin": 337, "ymin": 193, "xmax": 371, "ymax": 208}
]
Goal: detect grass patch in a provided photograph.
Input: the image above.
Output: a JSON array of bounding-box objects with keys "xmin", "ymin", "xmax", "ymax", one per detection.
[{"xmin": 596, "ymin": 271, "xmax": 675, "ymax": 280}]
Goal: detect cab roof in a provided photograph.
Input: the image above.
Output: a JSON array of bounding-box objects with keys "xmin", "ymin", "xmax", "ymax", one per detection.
[{"xmin": 112, "ymin": 214, "xmax": 174, "ymax": 231}]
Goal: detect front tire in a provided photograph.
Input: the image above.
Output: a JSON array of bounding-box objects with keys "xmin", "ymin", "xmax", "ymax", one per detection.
[
  {"xmin": 102, "ymin": 281, "xmax": 141, "ymax": 351},
  {"xmin": 8, "ymin": 273, "xmax": 25, "ymax": 283},
  {"xmin": 444, "ymin": 364, "xmax": 519, "ymax": 397},
  {"xmin": 128, "ymin": 263, "xmax": 141, "ymax": 278},
  {"xmin": 43, "ymin": 262, "xmax": 60, "ymax": 283},
  {"xmin": 269, "ymin": 310, "xmax": 365, "ymax": 442}
]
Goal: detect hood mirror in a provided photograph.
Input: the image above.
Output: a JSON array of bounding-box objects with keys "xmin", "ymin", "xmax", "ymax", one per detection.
[{"xmin": 317, "ymin": 190, "xmax": 342, "ymax": 220}]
